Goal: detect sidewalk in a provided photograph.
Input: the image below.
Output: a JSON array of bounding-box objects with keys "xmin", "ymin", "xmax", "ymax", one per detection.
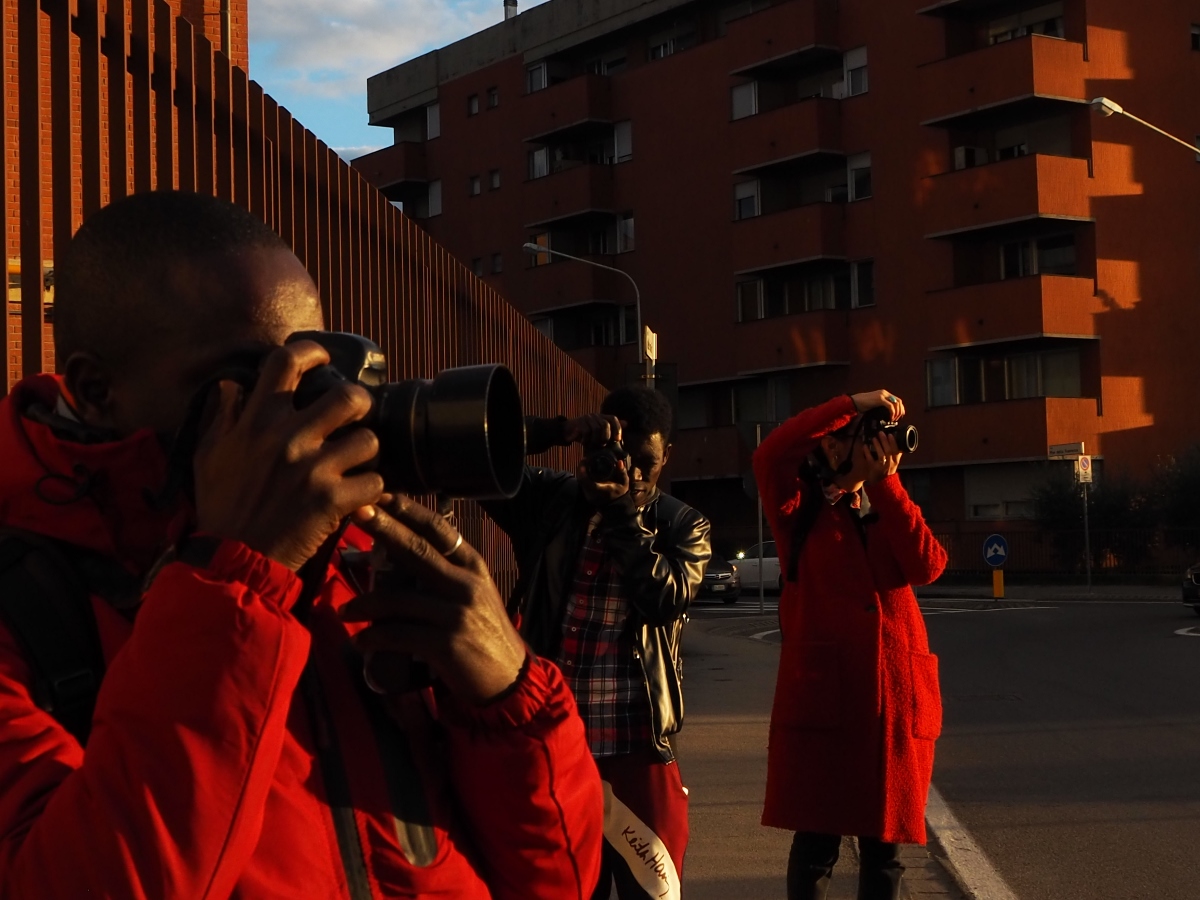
[{"xmin": 916, "ymin": 581, "xmax": 1179, "ymax": 602}]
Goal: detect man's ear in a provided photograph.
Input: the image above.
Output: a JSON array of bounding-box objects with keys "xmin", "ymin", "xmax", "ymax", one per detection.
[
  {"xmin": 662, "ymin": 443, "xmax": 672, "ymax": 468},
  {"xmin": 62, "ymin": 352, "xmax": 118, "ymax": 428}
]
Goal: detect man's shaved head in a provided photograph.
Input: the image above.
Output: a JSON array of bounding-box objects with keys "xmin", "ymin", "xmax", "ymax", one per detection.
[{"xmin": 56, "ymin": 191, "xmax": 325, "ymax": 437}]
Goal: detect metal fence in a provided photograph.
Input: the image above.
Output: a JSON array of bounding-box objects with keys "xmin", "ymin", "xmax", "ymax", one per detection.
[
  {"xmin": 933, "ymin": 529, "xmax": 1198, "ymax": 578},
  {"xmin": 2, "ymin": 0, "xmax": 607, "ymax": 591}
]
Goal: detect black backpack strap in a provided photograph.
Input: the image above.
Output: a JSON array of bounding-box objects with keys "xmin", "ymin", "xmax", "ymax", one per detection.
[{"xmin": 0, "ymin": 532, "xmax": 106, "ymax": 746}]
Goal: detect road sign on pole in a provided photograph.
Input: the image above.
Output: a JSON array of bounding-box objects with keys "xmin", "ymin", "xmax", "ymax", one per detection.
[
  {"xmin": 1049, "ymin": 442, "xmax": 1085, "ymax": 459},
  {"xmin": 1075, "ymin": 455, "xmax": 1093, "ymax": 484},
  {"xmin": 983, "ymin": 534, "xmax": 1009, "ymax": 568},
  {"xmin": 643, "ymin": 326, "xmax": 658, "ymax": 363}
]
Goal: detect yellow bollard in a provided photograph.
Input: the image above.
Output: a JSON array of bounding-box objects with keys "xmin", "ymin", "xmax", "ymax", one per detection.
[{"xmin": 992, "ymin": 568, "xmax": 1005, "ymax": 600}]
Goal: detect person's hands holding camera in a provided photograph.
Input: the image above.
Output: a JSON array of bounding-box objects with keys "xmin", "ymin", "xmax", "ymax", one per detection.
[
  {"xmin": 339, "ymin": 496, "xmax": 527, "ymax": 705},
  {"xmin": 850, "ymin": 389, "xmax": 905, "ymax": 422},
  {"xmin": 860, "ymin": 432, "xmax": 903, "ymax": 484},
  {"xmin": 566, "ymin": 414, "xmax": 631, "ymax": 505},
  {"xmin": 193, "ymin": 341, "xmax": 386, "ymax": 572}
]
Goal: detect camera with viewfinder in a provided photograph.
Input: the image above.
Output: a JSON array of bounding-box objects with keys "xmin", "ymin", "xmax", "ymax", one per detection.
[
  {"xmin": 584, "ymin": 440, "xmax": 631, "ymax": 483},
  {"xmin": 861, "ymin": 406, "xmax": 919, "ymax": 454}
]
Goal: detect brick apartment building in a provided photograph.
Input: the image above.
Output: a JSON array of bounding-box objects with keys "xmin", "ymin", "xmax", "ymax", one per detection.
[
  {"xmin": 4, "ymin": 0, "xmax": 247, "ymax": 383},
  {"xmin": 356, "ymin": 0, "xmax": 1200, "ymax": 554}
]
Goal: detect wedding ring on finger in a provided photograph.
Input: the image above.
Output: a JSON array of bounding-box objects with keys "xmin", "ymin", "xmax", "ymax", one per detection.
[{"xmin": 444, "ymin": 531, "xmax": 464, "ymax": 560}]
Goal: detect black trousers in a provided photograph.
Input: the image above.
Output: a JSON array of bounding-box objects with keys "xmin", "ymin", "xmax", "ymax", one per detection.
[{"xmin": 787, "ymin": 832, "xmax": 904, "ymax": 900}]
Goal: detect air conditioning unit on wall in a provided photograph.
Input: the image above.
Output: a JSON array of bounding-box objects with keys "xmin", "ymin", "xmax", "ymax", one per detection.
[{"xmin": 953, "ymin": 146, "xmax": 988, "ymax": 170}]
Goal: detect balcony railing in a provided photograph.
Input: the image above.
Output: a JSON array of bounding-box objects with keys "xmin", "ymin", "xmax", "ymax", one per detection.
[
  {"xmin": 923, "ymin": 275, "xmax": 1102, "ymax": 347},
  {"xmin": 733, "ymin": 308, "xmax": 850, "ymax": 372},
  {"xmin": 516, "ymin": 259, "xmax": 630, "ymax": 314},
  {"xmin": 726, "ymin": 0, "xmax": 840, "ymax": 75},
  {"xmin": 921, "ymin": 154, "xmax": 1092, "ymax": 238},
  {"xmin": 523, "ymin": 74, "xmax": 613, "ymax": 143},
  {"xmin": 732, "ymin": 202, "xmax": 846, "ymax": 273},
  {"xmin": 732, "ymin": 98, "xmax": 842, "ymax": 173},
  {"xmin": 522, "ymin": 163, "xmax": 616, "ymax": 226},
  {"xmin": 919, "ymin": 34, "xmax": 1088, "ymax": 126},
  {"xmin": 351, "ymin": 142, "xmax": 427, "ymax": 195},
  {"xmin": 918, "ymin": 396, "xmax": 1100, "ymax": 466}
]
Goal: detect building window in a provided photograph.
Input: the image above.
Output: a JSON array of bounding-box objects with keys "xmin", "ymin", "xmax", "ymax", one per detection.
[
  {"xmin": 468, "ymin": 175, "xmax": 481, "ymax": 196},
  {"xmin": 526, "ymin": 63, "xmax": 547, "ymax": 93},
  {"xmin": 467, "ymin": 94, "xmax": 479, "ymax": 116},
  {"xmin": 587, "ymin": 52, "xmax": 628, "ymax": 75},
  {"xmin": 471, "ymin": 257, "xmax": 484, "ymax": 277},
  {"xmin": 1005, "ymin": 348, "xmax": 1082, "ymax": 399},
  {"xmin": 988, "ymin": 2, "xmax": 1064, "ymax": 44},
  {"xmin": 927, "ymin": 358, "xmax": 958, "ymax": 407},
  {"xmin": 649, "ymin": 28, "xmax": 696, "ymax": 60},
  {"xmin": 843, "ymin": 47, "xmax": 868, "ymax": 97},
  {"xmin": 1006, "ymin": 353, "xmax": 1040, "ymax": 399},
  {"xmin": 734, "ymin": 180, "xmax": 760, "ymax": 220},
  {"xmin": 487, "ymin": 87, "xmax": 499, "ymax": 108},
  {"xmin": 731, "ymin": 82, "xmax": 758, "ymax": 120},
  {"xmin": 489, "ymin": 169, "xmax": 501, "ymax": 190},
  {"xmin": 851, "ymin": 260, "xmax": 875, "ymax": 308},
  {"xmin": 1001, "ymin": 234, "xmax": 1076, "ymax": 279},
  {"xmin": 427, "ymin": 179, "xmax": 442, "ymax": 216},
  {"xmin": 528, "ymin": 232, "xmax": 551, "ymax": 266},
  {"xmin": 737, "ymin": 280, "xmax": 763, "ymax": 322},
  {"xmin": 491, "ymin": 252, "xmax": 503, "ymax": 274},
  {"xmin": 848, "ymin": 152, "xmax": 872, "ymax": 201},
  {"xmin": 528, "ymin": 147, "xmax": 550, "ymax": 180},
  {"xmin": 617, "ymin": 213, "xmax": 635, "ymax": 253},
  {"xmin": 533, "ymin": 317, "xmax": 554, "ymax": 340},
  {"xmin": 1193, "ymin": 25, "xmax": 1200, "ymax": 51},
  {"xmin": 612, "ymin": 121, "xmax": 633, "ymax": 163},
  {"xmin": 621, "ymin": 304, "xmax": 637, "ymax": 344},
  {"xmin": 426, "ymin": 102, "xmax": 441, "ymax": 140}
]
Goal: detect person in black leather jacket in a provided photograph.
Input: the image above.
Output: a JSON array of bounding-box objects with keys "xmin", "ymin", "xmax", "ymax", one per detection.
[{"xmin": 482, "ymin": 385, "xmax": 711, "ymax": 900}]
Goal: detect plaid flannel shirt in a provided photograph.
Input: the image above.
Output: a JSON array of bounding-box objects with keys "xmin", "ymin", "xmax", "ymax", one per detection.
[{"xmin": 556, "ymin": 514, "xmax": 652, "ymax": 758}]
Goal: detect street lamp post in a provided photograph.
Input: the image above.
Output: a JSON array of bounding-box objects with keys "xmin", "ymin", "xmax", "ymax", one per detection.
[
  {"xmin": 1089, "ymin": 97, "xmax": 1200, "ymax": 156},
  {"xmin": 521, "ymin": 242, "xmax": 654, "ymax": 385}
]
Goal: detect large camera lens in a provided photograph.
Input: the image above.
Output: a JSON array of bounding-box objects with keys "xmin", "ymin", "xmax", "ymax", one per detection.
[{"xmin": 287, "ymin": 332, "xmax": 526, "ymax": 499}]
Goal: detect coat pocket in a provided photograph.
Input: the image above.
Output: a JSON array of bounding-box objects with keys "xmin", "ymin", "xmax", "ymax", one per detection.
[
  {"xmin": 909, "ymin": 651, "xmax": 942, "ymax": 741},
  {"xmin": 775, "ymin": 641, "xmax": 841, "ymax": 730}
]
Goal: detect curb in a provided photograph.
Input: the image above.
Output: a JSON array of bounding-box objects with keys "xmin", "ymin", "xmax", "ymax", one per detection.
[{"xmin": 924, "ymin": 785, "xmax": 1019, "ymax": 900}]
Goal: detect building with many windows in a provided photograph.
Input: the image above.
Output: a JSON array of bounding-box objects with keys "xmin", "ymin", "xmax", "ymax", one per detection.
[{"xmin": 357, "ymin": 0, "xmax": 1200, "ymax": 554}]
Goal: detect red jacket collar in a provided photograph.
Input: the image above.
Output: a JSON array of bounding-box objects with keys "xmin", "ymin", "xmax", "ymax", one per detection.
[{"xmin": 0, "ymin": 375, "xmax": 179, "ymax": 574}]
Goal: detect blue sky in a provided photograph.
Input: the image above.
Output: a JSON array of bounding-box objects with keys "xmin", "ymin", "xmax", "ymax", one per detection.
[{"xmin": 248, "ymin": 0, "xmax": 547, "ymax": 160}]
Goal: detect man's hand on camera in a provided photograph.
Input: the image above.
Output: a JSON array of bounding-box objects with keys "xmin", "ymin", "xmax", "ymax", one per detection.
[
  {"xmin": 577, "ymin": 457, "xmax": 631, "ymax": 506},
  {"xmin": 863, "ymin": 432, "xmax": 903, "ymax": 484},
  {"xmin": 850, "ymin": 390, "xmax": 905, "ymax": 422},
  {"xmin": 564, "ymin": 413, "xmax": 623, "ymax": 448},
  {"xmin": 339, "ymin": 497, "xmax": 527, "ymax": 705},
  {"xmin": 193, "ymin": 341, "xmax": 385, "ymax": 572}
]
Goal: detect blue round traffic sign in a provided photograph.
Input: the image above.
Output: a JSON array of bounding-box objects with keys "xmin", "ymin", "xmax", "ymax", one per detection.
[{"xmin": 983, "ymin": 534, "xmax": 1009, "ymax": 568}]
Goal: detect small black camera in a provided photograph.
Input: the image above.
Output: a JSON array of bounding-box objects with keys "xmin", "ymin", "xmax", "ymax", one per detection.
[
  {"xmin": 285, "ymin": 331, "xmax": 526, "ymax": 499},
  {"xmin": 584, "ymin": 440, "xmax": 631, "ymax": 482},
  {"xmin": 861, "ymin": 407, "xmax": 919, "ymax": 454}
]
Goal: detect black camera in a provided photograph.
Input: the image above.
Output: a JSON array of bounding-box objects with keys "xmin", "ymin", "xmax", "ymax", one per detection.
[
  {"xmin": 285, "ymin": 331, "xmax": 526, "ymax": 499},
  {"xmin": 584, "ymin": 440, "xmax": 631, "ymax": 483},
  {"xmin": 861, "ymin": 406, "xmax": 919, "ymax": 454}
]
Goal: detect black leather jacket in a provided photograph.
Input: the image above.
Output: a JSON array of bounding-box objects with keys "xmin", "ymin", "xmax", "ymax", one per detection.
[{"xmin": 481, "ymin": 417, "xmax": 712, "ymax": 762}]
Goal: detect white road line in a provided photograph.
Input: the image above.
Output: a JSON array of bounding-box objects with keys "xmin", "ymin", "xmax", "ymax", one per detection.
[
  {"xmin": 749, "ymin": 629, "xmax": 781, "ymax": 642},
  {"xmin": 920, "ymin": 606, "xmax": 1056, "ymax": 616},
  {"xmin": 926, "ymin": 784, "xmax": 1019, "ymax": 900},
  {"xmin": 1174, "ymin": 626, "xmax": 1200, "ymax": 637}
]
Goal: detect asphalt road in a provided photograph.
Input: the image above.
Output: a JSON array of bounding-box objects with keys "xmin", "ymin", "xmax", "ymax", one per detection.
[{"xmin": 924, "ymin": 598, "xmax": 1200, "ymax": 900}]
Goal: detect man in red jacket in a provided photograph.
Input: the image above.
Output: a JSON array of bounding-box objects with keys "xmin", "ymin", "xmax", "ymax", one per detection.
[
  {"xmin": 753, "ymin": 390, "xmax": 948, "ymax": 900},
  {"xmin": 0, "ymin": 191, "xmax": 603, "ymax": 898}
]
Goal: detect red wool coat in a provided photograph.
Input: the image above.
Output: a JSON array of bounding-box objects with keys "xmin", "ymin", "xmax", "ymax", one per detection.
[
  {"xmin": 0, "ymin": 375, "xmax": 603, "ymax": 899},
  {"xmin": 754, "ymin": 396, "xmax": 948, "ymax": 844}
]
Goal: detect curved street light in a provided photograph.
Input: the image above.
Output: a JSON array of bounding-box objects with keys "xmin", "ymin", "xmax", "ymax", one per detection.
[
  {"xmin": 1090, "ymin": 97, "xmax": 1200, "ymax": 156},
  {"xmin": 521, "ymin": 242, "xmax": 653, "ymax": 383}
]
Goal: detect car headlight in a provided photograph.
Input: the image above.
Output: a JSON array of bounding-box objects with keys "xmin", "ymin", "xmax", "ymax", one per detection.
[{"xmin": 730, "ymin": 563, "xmax": 738, "ymax": 573}]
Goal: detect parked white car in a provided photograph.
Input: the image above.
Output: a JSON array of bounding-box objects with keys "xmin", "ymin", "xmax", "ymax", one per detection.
[{"xmin": 735, "ymin": 542, "xmax": 782, "ymax": 592}]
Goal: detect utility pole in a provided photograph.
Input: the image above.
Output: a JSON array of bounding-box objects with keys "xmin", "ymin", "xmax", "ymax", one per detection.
[{"xmin": 756, "ymin": 423, "xmax": 764, "ymax": 615}]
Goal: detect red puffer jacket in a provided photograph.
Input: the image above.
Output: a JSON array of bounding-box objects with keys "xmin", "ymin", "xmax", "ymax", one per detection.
[
  {"xmin": 0, "ymin": 375, "xmax": 602, "ymax": 899},
  {"xmin": 754, "ymin": 395, "xmax": 947, "ymax": 844}
]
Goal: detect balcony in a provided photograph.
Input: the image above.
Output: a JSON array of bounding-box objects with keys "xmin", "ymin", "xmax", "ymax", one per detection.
[
  {"xmin": 918, "ymin": 396, "xmax": 1101, "ymax": 466},
  {"xmin": 924, "ymin": 275, "xmax": 1103, "ymax": 348},
  {"xmin": 734, "ymin": 308, "xmax": 850, "ymax": 373},
  {"xmin": 726, "ymin": 0, "xmax": 840, "ymax": 75},
  {"xmin": 733, "ymin": 202, "xmax": 845, "ymax": 273},
  {"xmin": 523, "ymin": 75, "xmax": 613, "ymax": 143},
  {"xmin": 919, "ymin": 35, "xmax": 1087, "ymax": 127},
  {"xmin": 350, "ymin": 142, "xmax": 426, "ymax": 197},
  {"xmin": 522, "ymin": 164, "xmax": 615, "ymax": 227},
  {"xmin": 731, "ymin": 98, "xmax": 842, "ymax": 173},
  {"xmin": 566, "ymin": 343, "xmax": 639, "ymax": 391},
  {"xmin": 916, "ymin": 0, "xmax": 1003, "ymax": 13},
  {"xmin": 519, "ymin": 260, "xmax": 629, "ymax": 313},
  {"xmin": 671, "ymin": 426, "xmax": 748, "ymax": 481},
  {"xmin": 921, "ymin": 154, "xmax": 1092, "ymax": 238}
]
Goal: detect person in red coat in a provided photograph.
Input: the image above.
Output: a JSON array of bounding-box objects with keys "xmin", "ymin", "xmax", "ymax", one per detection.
[
  {"xmin": 0, "ymin": 192, "xmax": 602, "ymax": 899},
  {"xmin": 753, "ymin": 390, "xmax": 948, "ymax": 900}
]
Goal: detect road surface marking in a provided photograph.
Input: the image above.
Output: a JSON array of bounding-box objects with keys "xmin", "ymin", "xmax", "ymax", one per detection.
[
  {"xmin": 1174, "ymin": 626, "xmax": 1200, "ymax": 637},
  {"xmin": 920, "ymin": 606, "xmax": 1056, "ymax": 616},
  {"xmin": 750, "ymin": 629, "xmax": 781, "ymax": 642},
  {"xmin": 926, "ymin": 784, "xmax": 1019, "ymax": 900}
]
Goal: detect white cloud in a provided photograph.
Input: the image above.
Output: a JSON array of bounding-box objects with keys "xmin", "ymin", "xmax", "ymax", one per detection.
[
  {"xmin": 334, "ymin": 145, "xmax": 385, "ymax": 161},
  {"xmin": 249, "ymin": 0, "xmax": 510, "ymax": 100}
]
